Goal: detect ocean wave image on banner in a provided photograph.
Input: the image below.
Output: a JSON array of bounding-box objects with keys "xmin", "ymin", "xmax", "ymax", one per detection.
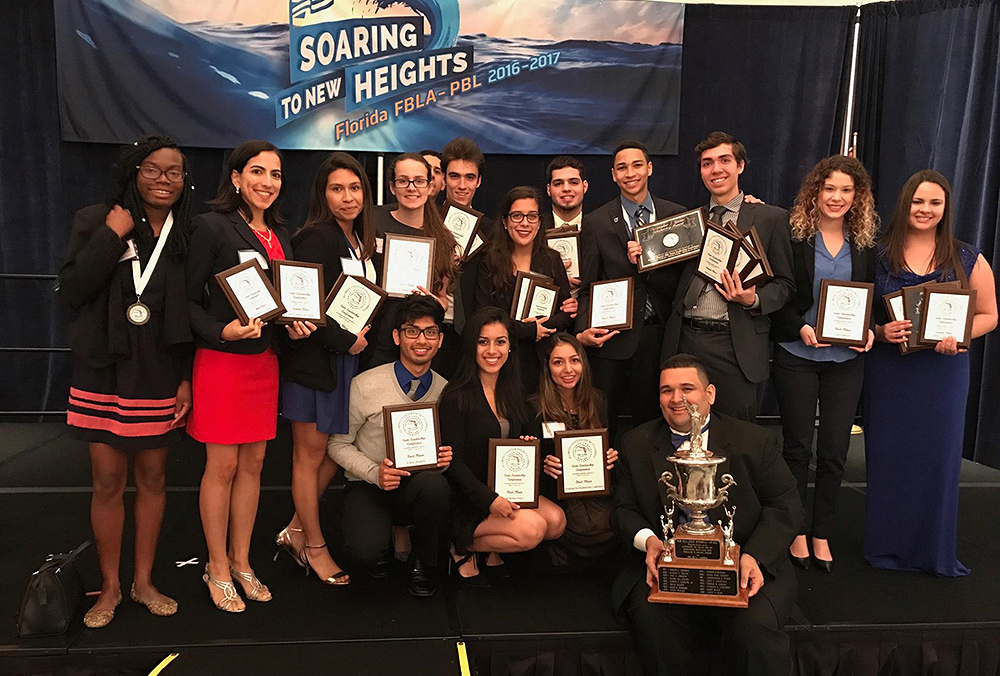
[{"xmin": 54, "ymin": 0, "xmax": 683, "ymax": 154}]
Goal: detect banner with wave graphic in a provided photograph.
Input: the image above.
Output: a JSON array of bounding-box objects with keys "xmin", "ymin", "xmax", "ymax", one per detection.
[{"xmin": 54, "ymin": 0, "xmax": 683, "ymax": 154}]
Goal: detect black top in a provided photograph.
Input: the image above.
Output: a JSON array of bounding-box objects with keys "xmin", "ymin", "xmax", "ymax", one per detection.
[
  {"xmin": 279, "ymin": 223, "xmax": 376, "ymax": 391},
  {"xmin": 440, "ymin": 381, "xmax": 531, "ymax": 516},
  {"xmin": 770, "ymin": 236, "xmax": 877, "ymax": 342},
  {"xmin": 185, "ymin": 210, "xmax": 294, "ymax": 354},
  {"xmin": 59, "ymin": 203, "xmax": 192, "ymax": 368}
]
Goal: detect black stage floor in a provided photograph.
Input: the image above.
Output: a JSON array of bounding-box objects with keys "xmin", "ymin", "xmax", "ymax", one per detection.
[{"xmin": 2, "ymin": 421, "xmax": 1000, "ymax": 676}]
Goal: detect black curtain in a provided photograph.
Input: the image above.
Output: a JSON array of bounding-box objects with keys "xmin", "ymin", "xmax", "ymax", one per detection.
[
  {"xmin": 0, "ymin": 1, "xmax": 854, "ymax": 417},
  {"xmin": 856, "ymin": 0, "xmax": 1000, "ymax": 466}
]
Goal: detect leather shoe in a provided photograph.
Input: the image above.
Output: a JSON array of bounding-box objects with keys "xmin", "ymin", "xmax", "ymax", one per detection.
[
  {"xmin": 408, "ymin": 558, "xmax": 437, "ymax": 598},
  {"xmin": 367, "ymin": 558, "xmax": 389, "ymax": 579},
  {"xmin": 811, "ymin": 555, "xmax": 833, "ymax": 574},
  {"xmin": 790, "ymin": 554, "xmax": 810, "ymax": 570}
]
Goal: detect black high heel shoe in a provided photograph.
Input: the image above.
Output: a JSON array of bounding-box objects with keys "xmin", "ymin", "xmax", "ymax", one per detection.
[
  {"xmin": 450, "ymin": 553, "xmax": 490, "ymax": 588},
  {"xmin": 790, "ymin": 554, "xmax": 811, "ymax": 570},
  {"xmin": 810, "ymin": 555, "xmax": 833, "ymax": 574},
  {"xmin": 480, "ymin": 552, "xmax": 510, "ymax": 578}
]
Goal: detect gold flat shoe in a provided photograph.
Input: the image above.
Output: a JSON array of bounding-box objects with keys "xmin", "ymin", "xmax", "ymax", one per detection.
[
  {"xmin": 229, "ymin": 565, "xmax": 272, "ymax": 602},
  {"xmin": 203, "ymin": 565, "xmax": 245, "ymax": 613},
  {"xmin": 130, "ymin": 583, "xmax": 178, "ymax": 616},
  {"xmin": 83, "ymin": 592, "xmax": 122, "ymax": 629}
]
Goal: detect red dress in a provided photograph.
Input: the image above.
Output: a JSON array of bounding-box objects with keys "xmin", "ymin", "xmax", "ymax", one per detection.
[{"xmin": 187, "ymin": 229, "xmax": 285, "ymax": 445}]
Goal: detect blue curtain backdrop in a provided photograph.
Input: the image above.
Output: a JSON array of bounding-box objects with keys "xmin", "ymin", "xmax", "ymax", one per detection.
[
  {"xmin": 0, "ymin": 1, "xmax": 855, "ymax": 420},
  {"xmin": 855, "ymin": 0, "xmax": 1000, "ymax": 466}
]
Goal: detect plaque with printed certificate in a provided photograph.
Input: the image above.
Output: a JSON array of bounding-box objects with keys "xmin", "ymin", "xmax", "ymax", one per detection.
[
  {"xmin": 382, "ymin": 402, "xmax": 441, "ymax": 472},
  {"xmin": 272, "ymin": 259, "xmax": 326, "ymax": 326},
  {"xmin": 521, "ymin": 279, "xmax": 561, "ymax": 320},
  {"xmin": 488, "ymin": 439, "xmax": 540, "ymax": 508},
  {"xmin": 546, "ymin": 230, "xmax": 581, "ymax": 279},
  {"xmin": 634, "ymin": 208, "xmax": 706, "ymax": 272},
  {"xmin": 381, "ymin": 233, "xmax": 435, "ymax": 298},
  {"xmin": 882, "ymin": 290, "xmax": 912, "ymax": 354},
  {"xmin": 214, "ymin": 259, "xmax": 285, "ymax": 325},
  {"xmin": 442, "ymin": 200, "xmax": 483, "ymax": 258},
  {"xmin": 511, "ymin": 270, "xmax": 553, "ymax": 320},
  {"xmin": 901, "ymin": 281, "xmax": 962, "ymax": 353},
  {"xmin": 919, "ymin": 287, "xmax": 976, "ymax": 348},
  {"xmin": 737, "ymin": 226, "xmax": 772, "ymax": 287},
  {"xmin": 588, "ymin": 276, "xmax": 634, "ymax": 331},
  {"xmin": 695, "ymin": 222, "xmax": 741, "ymax": 284},
  {"xmin": 324, "ymin": 273, "xmax": 387, "ymax": 335},
  {"xmin": 815, "ymin": 280, "xmax": 874, "ymax": 347},
  {"xmin": 554, "ymin": 428, "xmax": 610, "ymax": 499}
]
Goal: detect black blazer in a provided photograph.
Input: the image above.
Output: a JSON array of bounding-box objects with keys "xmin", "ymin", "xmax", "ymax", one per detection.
[
  {"xmin": 659, "ymin": 202, "xmax": 795, "ymax": 383},
  {"xmin": 610, "ymin": 412, "xmax": 803, "ymax": 615},
  {"xmin": 457, "ymin": 246, "xmax": 573, "ymax": 339},
  {"xmin": 279, "ymin": 223, "xmax": 377, "ymax": 391},
  {"xmin": 440, "ymin": 382, "xmax": 531, "ymax": 516},
  {"xmin": 59, "ymin": 203, "xmax": 191, "ymax": 367},
  {"xmin": 186, "ymin": 211, "xmax": 294, "ymax": 354},
  {"xmin": 576, "ymin": 196, "xmax": 687, "ymax": 361},
  {"xmin": 771, "ymin": 237, "xmax": 877, "ymax": 343}
]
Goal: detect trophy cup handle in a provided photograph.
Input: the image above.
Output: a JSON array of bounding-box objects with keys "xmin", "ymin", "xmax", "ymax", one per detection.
[{"xmin": 717, "ymin": 473, "xmax": 737, "ymax": 502}]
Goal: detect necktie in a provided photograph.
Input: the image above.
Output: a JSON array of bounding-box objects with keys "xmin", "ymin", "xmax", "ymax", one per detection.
[
  {"xmin": 633, "ymin": 205, "xmax": 656, "ymax": 319},
  {"xmin": 683, "ymin": 206, "xmax": 730, "ymax": 308},
  {"xmin": 407, "ymin": 378, "xmax": 421, "ymax": 401},
  {"xmin": 670, "ymin": 423, "xmax": 711, "ymax": 450}
]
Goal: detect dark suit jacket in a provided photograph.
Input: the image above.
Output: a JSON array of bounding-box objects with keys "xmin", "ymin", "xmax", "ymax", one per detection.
[
  {"xmin": 576, "ymin": 196, "xmax": 686, "ymax": 360},
  {"xmin": 770, "ymin": 237, "xmax": 877, "ymax": 343},
  {"xmin": 610, "ymin": 412, "xmax": 803, "ymax": 616},
  {"xmin": 279, "ymin": 223, "xmax": 377, "ymax": 391},
  {"xmin": 440, "ymin": 382, "xmax": 531, "ymax": 517},
  {"xmin": 59, "ymin": 203, "xmax": 192, "ymax": 367},
  {"xmin": 659, "ymin": 202, "xmax": 795, "ymax": 383},
  {"xmin": 186, "ymin": 211, "xmax": 294, "ymax": 354}
]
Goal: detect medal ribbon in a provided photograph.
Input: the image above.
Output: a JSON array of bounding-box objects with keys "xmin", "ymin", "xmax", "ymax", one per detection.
[
  {"xmin": 341, "ymin": 227, "xmax": 367, "ymax": 278},
  {"xmin": 131, "ymin": 212, "xmax": 174, "ymax": 300}
]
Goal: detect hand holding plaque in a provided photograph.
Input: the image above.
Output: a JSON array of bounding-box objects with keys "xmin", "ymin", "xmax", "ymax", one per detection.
[
  {"xmin": 325, "ymin": 273, "xmax": 387, "ymax": 335},
  {"xmin": 634, "ymin": 208, "xmax": 705, "ymax": 272},
  {"xmin": 383, "ymin": 402, "xmax": 442, "ymax": 472},
  {"xmin": 815, "ymin": 280, "xmax": 874, "ymax": 347},
  {"xmin": 214, "ymin": 259, "xmax": 285, "ymax": 324},
  {"xmin": 554, "ymin": 429, "xmax": 610, "ymax": 499},
  {"xmin": 273, "ymin": 260, "xmax": 326, "ymax": 326},
  {"xmin": 488, "ymin": 439, "xmax": 540, "ymax": 508}
]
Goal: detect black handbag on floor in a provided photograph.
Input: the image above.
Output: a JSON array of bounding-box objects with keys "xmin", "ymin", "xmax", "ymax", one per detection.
[{"xmin": 17, "ymin": 540, "xmax": 91, "ymax": 637}]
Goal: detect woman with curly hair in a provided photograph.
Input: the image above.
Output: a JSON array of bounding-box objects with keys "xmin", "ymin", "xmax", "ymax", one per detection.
[
  {"xmin": 59, "ymin": 135, "xmax": 195, "ymax": 627},
  {"xmin": 770, "ymin": 155, "xmax": 878, "ymax": 572}
]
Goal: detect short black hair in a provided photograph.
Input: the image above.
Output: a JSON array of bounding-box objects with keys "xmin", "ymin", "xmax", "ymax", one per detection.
[
  {"xmin": 695, "ymin": 131, "xmax": 748, "ymax": 166},
  {"xmin": 546, "ymin": 155, "xmax": 587, "ymax": 183},
  {"xmin": 660, "ymin": 353, "xmax": 710, "ymax": 386},
  {"xmin": 419, "ymin": 149, "xmax": 442, "ymax": 160},
  {"xmin": 441, "ymin": 137, "xmax": 485, "ymax": 175},
  {"xmin": 612, "ymin": 139, "xmax": 650, "ymax": 163},
  {"xmin": 396, "ymin": 293, "xmax": 445, "ymax": 329}
]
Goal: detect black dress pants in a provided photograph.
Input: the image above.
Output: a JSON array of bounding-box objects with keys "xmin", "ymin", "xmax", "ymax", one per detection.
[
  {"xmin": 677, "ymin": 324, "xmax": 757, "ymax": 422},
  {"xmin": 341, "ymin": 471, "xmax": 451, "ymax": 569},
  {"xmin": 589, "ymin": 322, "xmax": 664, "ymax": 444},
  {"xmin": 625, "ymin": 563, "xmax": 796, "ymax": 676},
  {"xmin": 771, "ymin": 347, "xmax": 865, "ymax": 539}
]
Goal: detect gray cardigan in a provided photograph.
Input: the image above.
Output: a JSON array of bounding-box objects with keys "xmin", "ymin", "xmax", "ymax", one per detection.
[{"xmin": 327, "ymin": 363, "xmax": 448, "ymax": 484}]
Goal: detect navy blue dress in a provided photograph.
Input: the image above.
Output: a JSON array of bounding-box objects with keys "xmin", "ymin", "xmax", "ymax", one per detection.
[{"xmin": 862, "ymin": 243, "xmax": 979, "ymax": 576}]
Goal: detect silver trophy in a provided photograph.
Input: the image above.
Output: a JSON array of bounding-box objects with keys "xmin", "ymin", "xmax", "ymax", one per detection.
[{"xmin": 657, "ymin": 395, "xmax": 736, "ymax": 535}]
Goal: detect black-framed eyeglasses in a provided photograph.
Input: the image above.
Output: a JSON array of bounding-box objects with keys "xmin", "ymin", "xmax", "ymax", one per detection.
[
  {"xmin": 506, "ymin": 211, "xmax": 540, "ymax": 224},
  {"xmin": 399, "ymin": 325, "xmax": 441, "ymax": 339},
  {"xmin": 137, "ymin": 165, "xmax": 184, "ymax": 182},
  {"xmin": 392, "ymin": 177, "xmax": 430, "ymax": 189}
]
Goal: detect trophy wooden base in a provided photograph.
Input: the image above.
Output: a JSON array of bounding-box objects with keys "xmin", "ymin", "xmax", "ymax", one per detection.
[{"xmin": 648, "ymin": 526, "xmax": 749, "ymax": 608}]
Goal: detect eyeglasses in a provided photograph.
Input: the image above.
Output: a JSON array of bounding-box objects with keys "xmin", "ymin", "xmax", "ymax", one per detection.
[
  {"xmin": 506, "ymin": 211, "xmax": 540, "ymax": 224},
  {"xmin": 399, "ymin": 325, "xmax": 441, "ymax": 339},
  {"xmin": 392, "ymin": 177, "xmax": 430, "ymax": 189},
  {"xmin": 137, "ymin": 165, "xmax": 184, "ymax": 182}
]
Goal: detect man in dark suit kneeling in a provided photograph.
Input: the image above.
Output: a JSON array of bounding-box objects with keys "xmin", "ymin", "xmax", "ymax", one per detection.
[{"xmin": 612, "ymin": 354, "xmax": 803, "ymax": 676}]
